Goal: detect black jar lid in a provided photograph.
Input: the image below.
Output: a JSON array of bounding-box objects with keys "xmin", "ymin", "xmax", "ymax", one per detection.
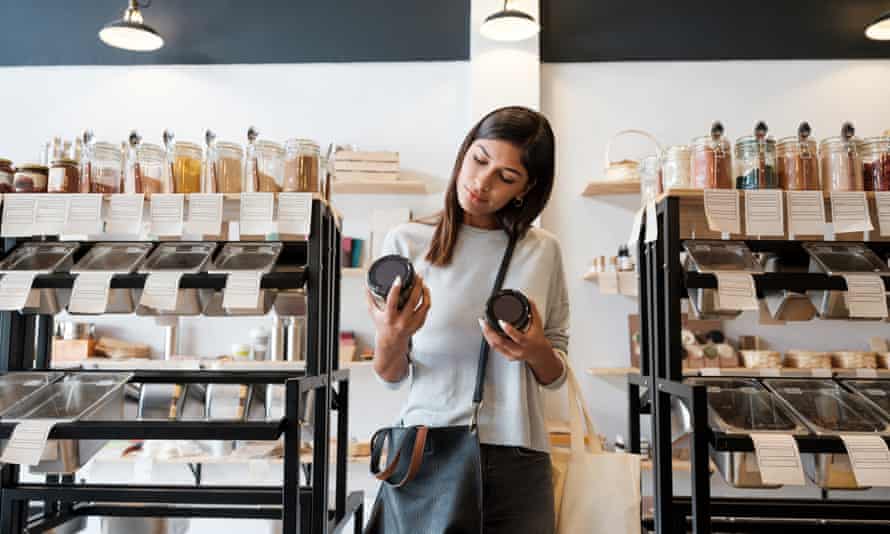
[
  {"xmin": 486, "ymin": 289, "xmax": 531, "ymax": 334},
  {"xmin": 367, "ymin": 254, "xmax": 415, "ymax": 299}
]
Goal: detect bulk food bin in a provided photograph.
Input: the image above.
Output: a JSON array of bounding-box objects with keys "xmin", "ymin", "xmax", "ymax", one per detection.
[
  {"xmin": 803, "ymin": 242, "xmax": 890, "ymax": 320},
  {"xmin": 135, "ymin": 242, "xmax": 217, "ymax": 316},
  {"xmin": 763, "ymin": 378, "xmax": 890, "ymax": 489},
  {"xmin": 203, "ymin": 241, "xmax": 282, "ymax": 316},
  {"xmin": 841, "ymin": 379, "xmax": 890, "ymax": 420},
  {"xmin": 0, "ymin": 372, "xmax": 62, "ymax": 416},
  {"xmin": 683, "ymin": 240, "xmax": 763, "ymax": 319},
  {"xmin": 678, "ymin": 378, "xmax": 809, "ymax": 488},
  {"xmin": 67, "ymin": 242, "xmax": 154, "ymax": 314},
  {"xmin": 0, "ymin": 372, "xmax": 132, "ymax": 473},
  {"xmin": 0, "ymin": 242, "xmax": 79, "ymax": 314}
]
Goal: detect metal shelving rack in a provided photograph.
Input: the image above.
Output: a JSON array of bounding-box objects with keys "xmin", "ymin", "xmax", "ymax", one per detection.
[
  {"xmin": 0, "ymin": 197, "xmax": 362, "ymax": 534},
  {"xmin": 628, "ymin": 191, "xmax": 890, "ymax": 534}
]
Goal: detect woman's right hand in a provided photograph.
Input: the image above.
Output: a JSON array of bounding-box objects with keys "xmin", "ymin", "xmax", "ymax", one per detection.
[{"xmin": 367, "ymin": 274, "xmax": 431, "ymax": 381}]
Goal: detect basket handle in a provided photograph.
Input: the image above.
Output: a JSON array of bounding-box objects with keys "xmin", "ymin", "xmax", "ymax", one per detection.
[{"xmin": 604, "ymin": 129, "xmax": 663, "ymax": 168}]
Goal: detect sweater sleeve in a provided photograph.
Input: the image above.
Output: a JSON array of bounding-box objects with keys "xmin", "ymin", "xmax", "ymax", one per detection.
[
  {"xmin": 373, "ymin": 226, "xmax": 412, "ymax": 389},
  {"xmin": 540, "ymin": 239, "xmax": 570, "ymax": 390}
]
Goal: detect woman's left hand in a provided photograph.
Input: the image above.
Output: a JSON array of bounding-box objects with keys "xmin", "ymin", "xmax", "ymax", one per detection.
[{"xmin": 478, "ymin": 299, "xmax": 552, "ymax": 365}]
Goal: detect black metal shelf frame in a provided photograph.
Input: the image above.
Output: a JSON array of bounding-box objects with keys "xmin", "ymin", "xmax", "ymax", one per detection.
[
  {"xmin": 628, "ymin": 196, "xmax": 890, "ymax": 534},
  {"xmin": 0, "ymin": 198, "xmax": 361, "ymax": 534}
]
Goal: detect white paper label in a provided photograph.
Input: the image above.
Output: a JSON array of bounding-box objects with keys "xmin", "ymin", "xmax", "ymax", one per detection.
[
  {"xmin": 843, "ymin": 274, "xmax": 888, "ymax": 319},
  {"xmin": 715, "ymin": 272, "xmax": 759, "ymax": 311},
  {"xmin": 278, "ymin": 192, "xmax": 313, "ymax": 236},
  {"xmin": 223, "ymin": 271, "xmax": 263, "ymax": 309},
  {"xmin": 0, "ymin": 420, "xmax": 57, "ymax": 466},
  {"xmin": 185, "ymin": 194, "xmax": 223, "ymax": 236},
  {"xmin": 35, "ymin": 195, "xmax": 68, "ymax": 235},
  {"xmin": 704, "ymin": 190, "xmax": 741, "ymax": 234},
  {"xmin": 876, "ymin": 191, "xmax": 890, "ymax": 237},
  {"xmin": 240, "ymin": 192, "xmax": 275, "ymax": 236},
  {"xmin": 149, "ymin": 194, "xmax": 185, "ymax": 236},
  {"xmin": 786, "ymin": 191, "xmax": 826, "ymax": 237},
  {"xmin": 700, "ymin": 367, "xmax": 721, "ymax": 377},
  {"xmin": 643, "ymin": 199, "xmax": 658, "ymax": 243},
  {"xmin": 857, "ymin": 368, "xmax": 880, "ymax": 379},
  {"xmin": 106, "ymin": 194, "xmax": 145, "ymax": 235},
  {"xmin": 139, "ymin": 272, "xmax": 183, "ymax": 311},
  {"xmin": 68, "ymin": 272, "xmax": 114, "ymax": 314},
  {"xmin": 759, "ymin": 368, "xmax": 781, "ymax": 377},
  {"xmin": 597, "ymin": 272, "xmax": 618, "ymax": 294},
  {"xmin": 811, "ymin": 368, "xmax": 833, "ymax": 378},
  {"xmin": 65, "ymin": 194, "xmax": 104, "ymax": 235},
  {"xmin": 0, "ymin": 272, "xmax": 37, "ymax": 311},
  {"xmin": 627, "ymin": 207, "xmax": 644, "ymax": 248},
  {"xmin": 830, "ymin": 192, "xmax": 873, "ymax": 233},
  {"xmin": 1, "ymin": 195, "xmax": 37, "ymax": 237},
  {"xmin": 840, "ymin": 434, "xmax": 890, "ymax": 487},
  {"xmin": 749, "ymin": 433, "xmax": 806, "ymax": 486},
  {"xmin": 745, "ymin": 190, "xmax": 784, "ymax": 236}
]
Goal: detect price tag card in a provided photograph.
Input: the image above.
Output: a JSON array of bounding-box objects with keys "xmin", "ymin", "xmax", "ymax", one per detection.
[
  {"xmin": 240, "ymin": 193, "xmax": 275, "ymax": 236},
  {"xmin": 597, "ymin": 272, "xmax": 618, "ymax": 294},
  {"xmin": 876, "ymin": 191, "xmax": 890, "ymax": 236},
  {"xmin": 0, "ymin": 272, "xmax": 37, "ymax": 311},
  {"xmin": 745, "ymin": 190, "xmax": 784, "ymax": 236},
  {"xmin": 106, "ymin": 194, "xmax": 144, "ymax": 235},
  {"xmin": 278, "ymin": 192, "xmax": 313, "ymax": 236},
  {"xmin": 704, "ymin": 190, "xmax": 741, "ymax": 234},
  {"xmin": 643, "ymin": 199, "xmax": 658, "ymax": 243},
  {"xmin": 65, "ymin": 194, "xmax": 103, "ymax": 235},
  {"xmin": 68, "ymin": 272, "xmax": 114, "ymax": 314},
  {"xmin": 0, "ymin": 420, "xmax": 58, "ymax": 466},
  {"xmin": 185, "ymin": 194, "xmax": 223, "ymax": 236},
  {"xmin": 627, "ymin": 207, "xmax": 644, "ymax": 248},
  {"xmin": 715, "ymin": 272, "xmax": 759, "ymax": 311},
  {"xmin": 786, "ymin": 191, "xmax": 826, "ymax": 237},
  {"xmin": 223, "ymin": 271, "xmax": 263, "ymax": 309},
  {"xmin": 840, "ymin": 434, "xmax": 890, "ymax": 487},
  {"xmin": 1, "ymin": 195, "xmax": 37, "ymax": 237},
  {"xmin": 843, "ymin": 274, "xmax": 889, "ymax": 319},
  {"xmin": 35, "ymin": 195, "xmax": 68, "ymax": 235},
  {"xmin": 700, "ymin": 367, "xmax": 721, "ymax": 377},
  {"xmin": 811, "ymin": 368, "xmax": 833, "ymax": 378},
  {"xmin": 749, "ymin": 433, "xmax": 806, "ymax": 486},
  {"xmin": 759, "ymin": 368, "xmax": 782, "ymax": 378},
  {"xmin": 139, "ymin": 272, "xmax": 183, "ymax": 311},
  {"xmin": 830, "ymin": 191, "xmax": 872, "ymax": 234},
  {"xmin": 149, "ymin": 194, "xmax": 185, "ymax": 236}
]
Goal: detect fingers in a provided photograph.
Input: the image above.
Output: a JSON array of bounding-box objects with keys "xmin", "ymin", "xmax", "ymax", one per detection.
[
  {"xmin": 407, "ymin": 282, "xmax": 432, "ymax": 331},
  {"xmin": 528, "ymin": 298, "xmax": 543, "ymax": 329},
  {"xmin": 404, "ymin": 274, "xmax": 425, "ymax": 313},
  {"xmin": 478, "ymin": 318, "xmax": 522, "ymax": 360},
  {"xmin": 498, "ymin": 320, "xmax": 527, "ymax": 345},
  {"xmin": 384, "ymin": 275, "xmax": 402, "ymax": 316}
]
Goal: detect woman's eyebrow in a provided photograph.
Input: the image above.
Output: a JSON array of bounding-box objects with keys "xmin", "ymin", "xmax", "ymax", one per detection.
[
  {"xmin": 478, "ymin": 145, "xmax": 523, "ymax": 176},
  {"xmin": 478, "ymin": 145, "xmax": 491, "ymax": 158}
]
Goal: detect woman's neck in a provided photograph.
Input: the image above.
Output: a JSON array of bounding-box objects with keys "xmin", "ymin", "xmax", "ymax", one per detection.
[{"xmin": 462, "ymin": 212, "xmax": 499, "ymax": 230}]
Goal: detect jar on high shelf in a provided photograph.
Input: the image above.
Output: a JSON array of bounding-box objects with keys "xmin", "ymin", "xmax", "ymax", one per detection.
[
  {"xmin": 84, "ymin": 141, "xmax": 122, "ymax": 194},
  {"xmin": 639, "ymin": 155, "xmax": 662, "ymax": 203},
  {"xmin": 14, "ymin": 164, "xmax": 48, "ymax": 193},
  {"xmin": 734, "ymin": 121, "xmax": 778, "ymax": 190},
  {"xmin": 245, "ymin": 140, "xmax": 285, "ymax": 193},
  {"xmin": 776, "ymin": 122, "xmax": 820, "ymax": 191},
  {"xmin": 820, "ymin": 123, "xmax": 864, "ymax": 192},
  {"xmin": 171, "ymin": 141, "xmax": 203, "ymax": 194},
  {"xmin": 690, "ymin": 121, "xmax": 732, "ymax": 189},
  {"xmin": 661, "ymin": 145, "xmax": 691, "ymax": 191},
  {"xmin": 860, "ymin": 136, "xmax": 890, "ymax": 192},
  {"xmin": 283, "ymin": 138, "xmax": 320, "ymax": 193},
  {"xmin": 0, "ymin": 159, "xmax": 15, "ymax": 193}
]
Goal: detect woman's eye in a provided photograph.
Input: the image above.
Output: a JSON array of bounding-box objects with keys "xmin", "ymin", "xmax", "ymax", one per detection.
[
  {"xmin": 473, "ymin": 155, "xmax": 486, "ymax": 165},
  {"xmin": 500, "ymin": 173, "xmax": 516, "ymax": 184}
]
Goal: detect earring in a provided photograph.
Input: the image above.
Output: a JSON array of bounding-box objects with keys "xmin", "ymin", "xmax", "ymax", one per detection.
[{"xmin": 514, "ymin": 196, "xmax": 524, "ymax": 207}]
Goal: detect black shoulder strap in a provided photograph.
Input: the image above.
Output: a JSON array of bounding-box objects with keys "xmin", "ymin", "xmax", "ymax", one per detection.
[{"xmin": 472, "ymin": 233, "xmax": 518, "ymax": 409}]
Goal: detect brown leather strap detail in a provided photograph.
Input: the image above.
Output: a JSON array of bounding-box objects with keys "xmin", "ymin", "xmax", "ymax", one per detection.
[
  {"xmin": 392, "ymin": 426, "xmax": 428, "ymax": 488},
  {"xmin": 375, "ymin": 448, "xmax": 403, "ymax": 482}
]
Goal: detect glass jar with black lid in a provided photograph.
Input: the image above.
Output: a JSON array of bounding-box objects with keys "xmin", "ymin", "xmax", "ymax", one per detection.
[
  {"xmin": 486, "ymin": 289, "xmax": 531, "ymax": 336},
  {"xmin": 368, "ymin": 254, "xmax": 416, "ymax": 310},
  {"xmin": 734, "ymin": 121, "xmax": 778, "ymax": 190}
]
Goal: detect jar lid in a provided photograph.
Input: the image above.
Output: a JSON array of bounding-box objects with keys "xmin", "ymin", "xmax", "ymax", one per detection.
[
  {"xmin": 285, "ymin": 138, "xmax": 320, "ymax": 151},
  {"xmin": 137, "ymin": 142, "xmax": 165, "ymax": 158},
  {"xmin": 255, "ymin": 140, "xmax": 285, "ymax": 156},
  {"xmin": 50, "ymin": 158, "xmax": 77, "ymax": 166},
  {"xmin": 777, "ymin": 136, "xmax": 817, "ymax": 149},
  {"xmin": 860, "ymin": 136, "xmax": 890, "ymax": 151},
  {"xmin": 216, "ymin": 141, "xmax": 244, "ymax": 155},
  {"xmin": 0, "ymin": 158, "xmax": 11, "ymax": 166},
  {"xmin": 486, "ymin": 289, "xmax": 531, "ymax": 333},
  {"xmin": 17, "ymin": 163, "xmax": 48, "ymax": 171},
  {"xmin": 174, "ymin": 141, "xmax": 203, "ymax": 155},
  {"xmin": 663, "ymin": 145, "xmax": 690, "ymax": 158},
  {"xmin": 367, "ymin": 254, "xmax": 415, "ymax": 300},
  {"xmin": 821, "ymin": 122, "xmax": 858, "ymax": 149}
]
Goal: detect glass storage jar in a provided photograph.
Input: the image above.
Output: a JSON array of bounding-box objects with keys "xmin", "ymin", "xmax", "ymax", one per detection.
[
  {"xmin": 48, "ymin": 159, "xmax": 80, "ymax": 193},
  {"xmin": 820, "ymin": 123, "xmax": 863, "ymax": 192},
  {"xmin": 246, "ymin": 140, "xmax": 285, "ymax": 193},
  {"xmin": 171, "ymin": 141, "xmax": 203, "ymax": 194},
  {"xmin": 661, "ymin": 145, "xmax": 691, "ymax": 190},
  {"xmin": 14, "ymin": 164, "xmax": 48, "ymax": 193},
  {"xmin": 690, "ymin": 122, "xmax": 732, "ymax": 189},
  {"xmin": 639, "ymin": 155, "xmax": 662, "ymax": 202},
  {"xmin": 734, "ymin": 122, "xmax": 778, "ymax": 190},
  {"xmin": 776, "ymin": 123, "xmax": 819, "ymax": 190},
  {"xmin": 85, "ymin": 142, "xmax": 122, "ymax": 194},
  {"xmin": 215, "ymin": 141, "xmax": 244, "ymax": 194},
  {"xmin": 0, "ymin": 159, "xmax": 15, "ymax": 193},
  {"xmin": 283, "ymin": 138, "xmax": 320, "ymax": 193},
  {"xmin": 129, "ymin": 143, "xmax": 168, "ymax": 196},
  {"xmin": 860, "ymin": 136, "xmax": 890, "ymax": 192}
]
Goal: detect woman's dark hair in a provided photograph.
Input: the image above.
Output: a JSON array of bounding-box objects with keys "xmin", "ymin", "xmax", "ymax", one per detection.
[{"xmin": 425, "ymin": 106, "xmax": 555, "ymax": 266}]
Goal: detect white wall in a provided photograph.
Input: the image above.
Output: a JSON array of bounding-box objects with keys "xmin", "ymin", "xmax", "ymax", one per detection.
[{"xmin": 541, "ymin": 59, "xmax": 890, "ymax": 442}]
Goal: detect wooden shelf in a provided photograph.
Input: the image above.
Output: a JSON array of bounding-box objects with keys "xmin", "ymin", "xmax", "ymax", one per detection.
[
  {"xmin": 642, "ymin": 458, "xmax": 716, "ymax": 473},
  {"xmin": 331, "ymin": 180, "xmax": 427, "ymax": 195},
  {"xmin": 583, "ymin": 270, "xmax": 638, "ymax": 297},
  {"xmin": 342, "ymin": 267, "xmax": 367, "ymax": 277},
  {"xmin": 587, "ymin": 367, "xmax": 640, "ymax": 376},
  {"xmin": 581, "ymin": 179, "xmax": 640, "ymax": 196}
]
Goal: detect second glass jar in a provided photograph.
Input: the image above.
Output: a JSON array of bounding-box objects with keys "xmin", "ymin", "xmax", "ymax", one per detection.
[
  {"xmin": 283, "ymin": 139, "xmax": 320, "ymax": 193},
  {"xmin": 860, "ymin": 136, "xmax": 890, "ymax": 192}
]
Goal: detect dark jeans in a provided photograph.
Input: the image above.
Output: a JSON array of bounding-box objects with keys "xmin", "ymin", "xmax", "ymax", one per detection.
[{"xmin": 480, "ymin": 444, "xmax": 555, "ymax": 534}]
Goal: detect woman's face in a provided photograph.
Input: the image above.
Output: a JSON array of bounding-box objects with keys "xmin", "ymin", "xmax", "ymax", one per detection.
[{"xmin": 456, "ymin": 139, "xmax": 531, "ymax": 227}]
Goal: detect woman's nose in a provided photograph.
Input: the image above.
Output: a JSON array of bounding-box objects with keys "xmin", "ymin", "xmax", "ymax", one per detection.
[{"xmin": 475, "ymin": 171, "xmax": 496, "ymax": 192}]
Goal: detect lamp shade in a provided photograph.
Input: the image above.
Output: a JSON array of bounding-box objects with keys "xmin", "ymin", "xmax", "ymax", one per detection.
[
  {"xmin": 866, "ymin": 11, "xmax": 890, "ymax": 41},
  {"xmin": 480, "ymin": 9, "xmax": 540, "ymax": 42}
]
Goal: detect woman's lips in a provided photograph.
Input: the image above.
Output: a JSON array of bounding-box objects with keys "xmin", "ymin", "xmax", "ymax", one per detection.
[{"xmin": 465, "ymin": 187, "xmax": 486, "ymax": 204}]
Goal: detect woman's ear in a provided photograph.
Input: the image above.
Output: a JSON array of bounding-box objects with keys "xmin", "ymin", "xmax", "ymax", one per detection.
[{"xmin": 523, "ymin": 180, "xmax": 537, "ymax": 195}]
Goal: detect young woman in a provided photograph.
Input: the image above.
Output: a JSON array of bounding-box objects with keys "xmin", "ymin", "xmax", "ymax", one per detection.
[{"xmin": 367, "ymin": 106, "xmax": 569, "ymax": 533}]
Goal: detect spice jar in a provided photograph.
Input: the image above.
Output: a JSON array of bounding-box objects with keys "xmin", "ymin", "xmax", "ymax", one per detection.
[
  {"xmin": 86, "ymin": 142, "xmax": 122, "ymax": 194},
  {"xmin": 283, "ymin": 139, "xmax": 321, "ymax": 192},
  {"xmin": 486, "ymin": 289, "xmax": 531, "ymax": 336},
  {"xmin": 172, "ymin": 141, "xmax": 203, "ymax": 194},
  {"xmin": 14, "ymin": 164, "xmax": 48, "ymax": 192},
  {"xmin": 246, "ymin": 140, "xmax": 285, "ymax": 193},
  {"xmin": 0, "ymin": 159, "xmax": 14, "ymax": 193},
  {"xmin": 691, "ymin": 122, "xmax": 732, "ymax": 189},
  {"xmin": 368, "ymin": 254, "xmax": 416, "ymax": 310},
  {"xmin": 820, "ymin": 123, "xmax": 864, "ymax": 192},
  {"xmin": 860, "ymin": 136, "xmax": 890, "ymax": 192},
  {"xmin": 777, "ymin": 122, "xmax": 820, "ymax": 190},
  {"xmin": 639, "ymin": 154, "xmax": 662, "ymax": 202},
  {"xmin": 131, "ymin": 143, "xmax": 167, "ymax": 196},
  {"xmin": 734, "ymin": 121, "xmax": 778, "ymax": 189},
  {"xmin": 215, "ymin": 141, "xmax": 244, "ymax": 193},
  {"xmin": 48, "ymin": 159, "xmax": 80, "ymax": 193},
  {"xmin": 661, "ymin": 145, "xmax": 691, "ymax": 191}
]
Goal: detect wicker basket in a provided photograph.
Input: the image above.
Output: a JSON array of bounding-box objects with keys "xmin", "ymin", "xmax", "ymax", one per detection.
[
  {"xmin": 740, "ymin": 350, "xmax": 782, "ymax": 369},
  {"xmin": 784, "ymin": 350, "xmax": 832, "ymax": 369},
  {"xmin": 603, "ymin": 129, "xmax": 661, "ymax": 182},
  {"xmin": 831, "ymin": 351, "xmax": 878, "ymax": 369},
  {"xmin": 878, "ymin": 353, "xmax": 890, "ymax": 369}
]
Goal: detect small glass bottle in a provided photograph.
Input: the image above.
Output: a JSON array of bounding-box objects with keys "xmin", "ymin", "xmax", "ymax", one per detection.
[
  {"xmin": 690, "ymin": 122, "xmax": 732, "ymax": 189},
  {"xmin": 14, "ymin": 164, "xmax": 49, "ymax": 193},
  {"xmin": 283, "ymin": 138, "xmax": 321, "ymax": 192},
  {"xmin": 776, "ymin": 122, "xmax": 820, "ymax": 191},
  {"xmin": 48, "ymin": 158, "xmax": 80, "ymax": 193},
  {"xmin": 820, "ymin": 123, "xmax": 864, "ymax": 192},
  {"xmin": 734, "ymin": 121, "xmax": 778, "ymax": 190},
  {"xmin": 860, "ymin": 136, "xmax": 890, "ymax": 192},
  {"xmin": 639, "ymin": 154, "xmax": 662, "ymax": 203}
]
